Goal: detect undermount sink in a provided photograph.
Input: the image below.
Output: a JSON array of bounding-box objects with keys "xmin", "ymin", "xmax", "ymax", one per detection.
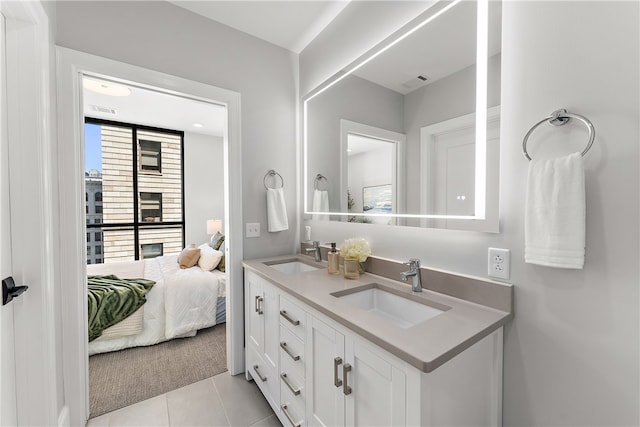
[
  {"xmin": 266, "ymin": 260, "xmax": 319, "ymax": 275},
  {"xmin": 333, "ymin": 285, "xmax": 446, "ymax": 328}
]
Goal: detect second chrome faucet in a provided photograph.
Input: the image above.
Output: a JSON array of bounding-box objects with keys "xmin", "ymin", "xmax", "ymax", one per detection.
[
  {"xmin": 400, "ymin": 258, "xmax": 422, "ymax": 292},
  {"xmin": 305, "ymin": 241, "xmax": 322, "ymax": 262}
]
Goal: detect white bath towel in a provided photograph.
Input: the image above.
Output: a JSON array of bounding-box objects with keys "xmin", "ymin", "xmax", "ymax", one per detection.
[
  {"xmin": 525, "ymin": 152, "xmax": 585, "ymax": 269},
  {"xmin": 267, "ymin": 187, "xmax": 288, "ymax": 232},
  {"xmin": 312, "ymin": 189, "xmax": 330, "ymax": 221}
]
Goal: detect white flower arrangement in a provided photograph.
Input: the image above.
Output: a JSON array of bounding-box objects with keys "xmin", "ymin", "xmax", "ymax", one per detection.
[{"xmin": 340, "ymin": 237, "xmax": 371, "ymax": 263}]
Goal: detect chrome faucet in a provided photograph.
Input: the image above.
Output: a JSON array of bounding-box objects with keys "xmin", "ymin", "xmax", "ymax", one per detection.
[
  {"xmin": 305, "ymin": 241, "xmax": 322, "ymax": 262},
  {"xmin": 400, "ymin": 258, "xmax": 422, "ymax": 292}
]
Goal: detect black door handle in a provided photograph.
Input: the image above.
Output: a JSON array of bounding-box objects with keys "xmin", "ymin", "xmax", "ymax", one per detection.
[{"xmin": 2, "ymin": 276, "xmax": 28, "ymax": 305}]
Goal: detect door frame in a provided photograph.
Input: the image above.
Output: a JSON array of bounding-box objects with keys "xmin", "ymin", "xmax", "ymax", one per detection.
[
  {"xmin": 56, "ymin": 47, "xmax": 244, "ymax": 426},
  {"xmin": 1, "ymin": 1, "xmax": 60, "ymax": 426}
]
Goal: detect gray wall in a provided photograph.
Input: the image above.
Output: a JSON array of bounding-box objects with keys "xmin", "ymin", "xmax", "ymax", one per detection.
[
  {"xmin": 55, "ymin": 0, "xmax": 298, "ymax": 260},
  {"xmin": 300, "ymin": 1, "xmax": 639, "ymax": 425},
  {"xmin": 184, "ymin": 132, "xmax": 224, "ymax": 246},
  {"xmin": 307, "ymin": 74, "xmax": 403, "ymax": 213}
]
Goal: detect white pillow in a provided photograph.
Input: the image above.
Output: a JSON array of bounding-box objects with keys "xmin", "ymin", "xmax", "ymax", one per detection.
[{"xmin": 198, "ymin": 243, "xmax": 223, "ymax": 271}]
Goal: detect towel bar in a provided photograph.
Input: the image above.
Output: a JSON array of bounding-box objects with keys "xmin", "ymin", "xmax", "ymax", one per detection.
[
  {"xmin": 264, "ymin": 169, "xmax": 284, "ymax": 190},
  {"xmin": 522, "ymin": 109, "xmax": 595, "ymax": 161},
  {"xmin": 314, "ymin": 174, "xmax": 328, "ymax": 190}
]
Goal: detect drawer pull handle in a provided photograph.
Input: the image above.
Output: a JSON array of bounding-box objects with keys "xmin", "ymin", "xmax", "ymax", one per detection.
[
  {"xmin": 333, "ymin": 357, "xmax": 343, "ymax": 387},
  {"xmin": 280, "ymin": 341, "xmax": 300, "ymax": 361},
  {"xmin": 280, "ymin": 373, "xmax": 301, "ymax": 396},
  {"xmin": 256, "ymin": 296, "xmax": 264, "ymax": 315},
  {"xmin": 253, "ymin": 365, "xmax": 267, "ymax": 382},
  {"xmin": 254, "ymin": 295, "xmax": 260, "ymax": 313},
  {"xmin": 281, "ymin": 404, "xmax": 301, "ymax": 427},
  {"xmin": 280, "ymin": 310, "xmax": 300, "ymax": 326},
  {"xmin": 343, "ymin": 363, "xmax": 352, "ymax": 395}
]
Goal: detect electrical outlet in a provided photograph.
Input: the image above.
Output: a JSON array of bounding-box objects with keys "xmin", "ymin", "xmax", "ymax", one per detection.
[
  {"xmin": 246, "ymin": 222, "xmax": 260, "ymax": 238},
  {"xmin": 488, "ymin": 247, "xmax": 510, "ymax": 280}
]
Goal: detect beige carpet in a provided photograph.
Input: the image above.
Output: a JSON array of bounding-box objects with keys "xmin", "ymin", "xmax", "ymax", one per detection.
[{"xmin": 89, "ymin": 323, "xmax": 227, "ymax": 418}]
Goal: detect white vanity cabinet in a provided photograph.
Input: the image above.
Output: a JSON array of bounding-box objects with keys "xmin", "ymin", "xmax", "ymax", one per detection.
[
  {"xmin": 244, "ymin": 267, "xmax": 505, "ymax": 427},
  {"xmin": 307, "ymin": 316, "xmax": 407, "ymax": 427},
  {"xmin": 245, "ymin": 271, "xmax": 280, "ymax": 410}
]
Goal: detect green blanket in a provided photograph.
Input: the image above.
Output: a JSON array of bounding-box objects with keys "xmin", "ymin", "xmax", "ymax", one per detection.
[{"xmin": 88, "ymin": 275, "xmax": 155, "ymax": 342}]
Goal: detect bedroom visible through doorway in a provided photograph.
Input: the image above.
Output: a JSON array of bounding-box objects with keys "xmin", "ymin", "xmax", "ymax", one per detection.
[{"xmin": 82, "ymin": 76, "xmax": 230, "ymax": 416}]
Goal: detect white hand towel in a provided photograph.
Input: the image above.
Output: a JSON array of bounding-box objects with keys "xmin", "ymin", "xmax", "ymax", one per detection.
[
  {"xmin": 525, "ymin": 152, "xmax": 585, "ymax": 269},
  {"xmin": 267, "ymin": 187, "xmax": 288, "ymax": 232},
  {"xmin": 312, "ymin": 189, "xmax": 330, "ymax": 221}
]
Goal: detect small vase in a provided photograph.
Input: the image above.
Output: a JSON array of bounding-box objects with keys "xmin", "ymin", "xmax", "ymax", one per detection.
[{"xmin": 343, "ymin": 257, "xmax": 360, "ymax": 280}]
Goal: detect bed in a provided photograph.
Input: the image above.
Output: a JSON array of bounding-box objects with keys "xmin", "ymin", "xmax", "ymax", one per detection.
[{"xmin": 87, "ymin": 253, "xmax": 226, "ymax": 355}]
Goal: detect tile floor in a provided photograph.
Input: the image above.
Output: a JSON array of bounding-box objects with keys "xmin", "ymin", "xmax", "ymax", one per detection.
[{"xmin": 87, "ymin": 371, "xmax": 280, "ymax": 427}]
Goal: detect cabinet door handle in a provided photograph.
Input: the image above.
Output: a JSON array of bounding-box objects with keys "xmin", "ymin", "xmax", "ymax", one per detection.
[
  {"xmin": 333, "ymin": 357, "xmax": 343, "ymax": 387},
  {"xmin": 280, "ymin": 310, "xmax": 300, "ymax": 326},
  {"xmin": 343, "ymin": 363, "xmax": 352, "ymax": 395},
  {"xmin": 281, "ymin": 404, "xmax": 301, "ymax": 427},
  {"xmin": 254, "ymin": 295, "xmax": 260, "ymax": 313},
  {"xmin": 280, "ymin": 341, "xmax": 300, "ymax": 361},
  {"xmin": 253, "ymin": 364, "xmax": 267, "ymax": 382},
  {"xmin": 280, "ymin": 373, "xmax": 301, "ymax": 396},
  {"xmin": 256, "ymin": 296, "xmax": 264, "ymax": 315}
]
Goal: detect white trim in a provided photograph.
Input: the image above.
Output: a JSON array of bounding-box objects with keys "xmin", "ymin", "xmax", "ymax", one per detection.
[
  {"xmin": 338, "ymin": 120, "xmax": 406, "ymax": 223},
  {"xmin": 1, "ymin": 1, "xmax": 59, "ymax": 425},
  {"xmin": 56, "ymin": 47, "xmax": 243, "ymax": 426}
]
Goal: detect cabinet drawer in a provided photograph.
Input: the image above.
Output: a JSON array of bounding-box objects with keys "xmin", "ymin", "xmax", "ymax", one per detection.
[
  {"xmin": 280, "ymin": 326, "xmax": 305, "ymax": 375},
  {"xmin": 247, "ymin": 346, "xmax": 279, "ymax": 409},
  {"xmin": 279, "ymin": 295, "xmax": 306, "ymax": 340},
  {"xmin": 280, "ymin": 374, "xmax": 305, "ymax": 427}
]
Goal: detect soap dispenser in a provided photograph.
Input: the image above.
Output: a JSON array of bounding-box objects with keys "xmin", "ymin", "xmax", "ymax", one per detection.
[{"xmin": 327, "ymin": 242, "xmax": 340, "ymax": 275}]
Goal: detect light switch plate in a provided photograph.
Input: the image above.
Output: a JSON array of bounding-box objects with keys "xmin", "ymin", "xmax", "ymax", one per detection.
[
  {"xmin": 246, "ymin": 222, "xmax": 260, "ymax": 238},
  {"xmin": 488, "ymin": 247, "xmax": 510, "ymax": 280}
]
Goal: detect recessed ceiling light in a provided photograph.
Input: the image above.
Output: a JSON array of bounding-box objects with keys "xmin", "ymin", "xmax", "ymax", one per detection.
[
  {"xmin": 193, "ymin": 123, "xmax": 204, "ymax": 128},
  {"xmin": 83, "ymin": 78, "xmax": 131, "ymax": 97}
]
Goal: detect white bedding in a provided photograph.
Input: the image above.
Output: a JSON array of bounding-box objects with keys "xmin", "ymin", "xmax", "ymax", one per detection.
[{"xmin": 88, "ymin": 254, "xmax": 225, "ymax": 355}]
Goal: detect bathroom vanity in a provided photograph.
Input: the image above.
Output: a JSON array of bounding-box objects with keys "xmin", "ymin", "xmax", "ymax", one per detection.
[{"xmin": 243, "ymin": 254, "xmax": 513, "ymax": 427}]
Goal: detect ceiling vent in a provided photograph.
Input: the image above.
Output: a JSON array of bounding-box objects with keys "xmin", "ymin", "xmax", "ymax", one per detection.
[
  {"xmin": 90, "ymin": 105, "xmax": 117, "ymax": 115},
  {"xmin": 401, "ymin": 75, "xmax": 429, "ymax": 91}
]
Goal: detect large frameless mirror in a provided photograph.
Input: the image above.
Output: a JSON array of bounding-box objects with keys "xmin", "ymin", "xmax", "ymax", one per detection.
[{"xmin": 303, "ymin": 0, "xmax": 502, "ymax": 231}]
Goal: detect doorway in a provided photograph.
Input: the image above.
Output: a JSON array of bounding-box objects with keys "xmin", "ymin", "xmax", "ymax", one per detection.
[{"xmin": 57, "ymin": 47, "xmax": 244, "ymax": 426}]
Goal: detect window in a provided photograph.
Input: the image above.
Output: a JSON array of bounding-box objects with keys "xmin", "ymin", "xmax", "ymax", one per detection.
[
  {"xmin": 87, "ymin": 232, "xmax": 90, "ymax": 242},
  {"xmin": 96, "ymin": 258, "xmax": 102, "ymax": 264},
  {"xmin": 140, "ymin": 192, "xmax": 162, "ymax": 222},
  {"xmin": 84, "ymin": 119, "xmax": 184, "ymax": 264},
  {"xmin": 139, "ymin": 140, "xmax": 161, "ymax": 173},
  {"xmin": 141, "ymin": 243, "xmax": 163, "ymax": 259},
  {"xmin": 87, "ymin": 246, "xmax": 91, "ymax": 256}
]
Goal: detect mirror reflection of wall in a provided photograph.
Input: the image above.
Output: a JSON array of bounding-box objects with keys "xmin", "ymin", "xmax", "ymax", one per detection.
[{"xmin": 304, "ymin": 0, "xmax": 502, "ymax": 231}]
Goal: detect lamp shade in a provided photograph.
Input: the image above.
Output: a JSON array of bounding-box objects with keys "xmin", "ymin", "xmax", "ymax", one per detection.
[{"xmin": 207, "ymin": 219, "xmax": 222, "ymax": 235}]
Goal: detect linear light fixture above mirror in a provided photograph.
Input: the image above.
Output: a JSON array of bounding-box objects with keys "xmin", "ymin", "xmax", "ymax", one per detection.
[{"xmin": 303, "ymin": 0, "xmax": 494, "ymax": 223}]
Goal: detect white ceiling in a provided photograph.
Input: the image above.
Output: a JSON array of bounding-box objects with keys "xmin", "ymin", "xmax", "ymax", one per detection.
[
  {"xmin": 167, "ymin": 1, "xmax": 350, "ymax": 53},
  {"xmin": 83, "ymin": 77, "xmax": 227, "ymax": 137}
]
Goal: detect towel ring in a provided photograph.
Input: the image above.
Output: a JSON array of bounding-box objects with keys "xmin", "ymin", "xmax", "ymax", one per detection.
[
  {"xmin": 314, "ymin": 174, "xmax": 328, "ymax": 191},
  {"xmin": 263, "ymin": 169, "xmax": 284, "ymax": 190},
  {"xmin": 522, "ymin": 109, "xmax": 595, "ymax": 161}
]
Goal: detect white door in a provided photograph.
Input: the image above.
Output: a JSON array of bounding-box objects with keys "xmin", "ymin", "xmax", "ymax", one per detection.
[
  {"xmin": 307, "ymin": 316, "xmax": 345, "ymax": 427},
  {"xmin": 0, "ymin": 12, "xmax": 18, "ymax": 426},
  {"xmin": 345, "ymin": 339, "xmax": 407, "ymax": 427}
]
